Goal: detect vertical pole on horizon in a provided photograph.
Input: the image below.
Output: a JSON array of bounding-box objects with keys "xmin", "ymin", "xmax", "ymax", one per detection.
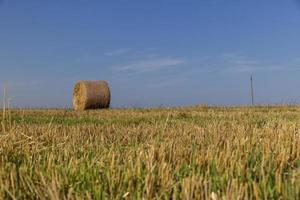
[{"xmin": 250, "ymin": 75, "xmax": 255, "ymax": 106}]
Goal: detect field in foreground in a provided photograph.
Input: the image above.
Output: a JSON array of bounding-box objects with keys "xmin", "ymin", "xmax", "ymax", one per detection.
[{"xmin": 1, "ymin": 106, "xmax": 300, "ymax": 199}]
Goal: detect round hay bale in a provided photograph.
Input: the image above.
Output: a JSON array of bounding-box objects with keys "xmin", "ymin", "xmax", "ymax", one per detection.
[{"xmin": 72, "ymin": 80, "xmax": 110, "ymax": 111}]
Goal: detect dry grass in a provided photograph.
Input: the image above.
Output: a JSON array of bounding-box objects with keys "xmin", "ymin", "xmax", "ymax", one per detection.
[{"xmin": 1, "ymin": 106, "xmax": 300, "ymax": 199}]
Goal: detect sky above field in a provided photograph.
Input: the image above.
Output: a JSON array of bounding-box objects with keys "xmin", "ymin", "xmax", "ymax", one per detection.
[{"xmin": 1, "ymin": 0, "xmax": 300, "ymax": 107}]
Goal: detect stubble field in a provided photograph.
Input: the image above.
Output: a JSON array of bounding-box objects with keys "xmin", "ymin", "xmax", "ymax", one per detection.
[{"xmin": 1, "ymin": 106, "xmax": 300, "ymax": 199}]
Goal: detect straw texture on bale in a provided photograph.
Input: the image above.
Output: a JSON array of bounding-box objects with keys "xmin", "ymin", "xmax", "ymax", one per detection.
[{"xmin": 73, "ymin": 80, "xmax": 110, "ymax": 111}]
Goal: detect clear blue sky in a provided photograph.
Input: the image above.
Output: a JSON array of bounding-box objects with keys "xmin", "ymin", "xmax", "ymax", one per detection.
[{"xmin": 1, "ymin": 0, "xmax": 300, "ymax": 107}]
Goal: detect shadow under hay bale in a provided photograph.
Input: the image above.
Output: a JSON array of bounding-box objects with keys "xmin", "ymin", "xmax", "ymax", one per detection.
[{"xmin": 72, "ymin": 80, "xmax": 110, "ymax": 111}]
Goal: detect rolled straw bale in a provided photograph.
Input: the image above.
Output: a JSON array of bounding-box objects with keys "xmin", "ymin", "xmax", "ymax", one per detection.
[{"xmin": 73, "ymin": 80, "xmax": 110, "ymax": 111}]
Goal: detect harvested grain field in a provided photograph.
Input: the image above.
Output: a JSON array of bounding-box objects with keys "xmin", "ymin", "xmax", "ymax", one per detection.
[{"xmin": 1, "ymin": 106, "xmax": 300, "ymax": 199}]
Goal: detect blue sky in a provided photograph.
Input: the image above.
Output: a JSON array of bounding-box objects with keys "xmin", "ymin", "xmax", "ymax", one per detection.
[{"xmin": 1, "ymin": 0, "xmax": 300, "ymax": 107}]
